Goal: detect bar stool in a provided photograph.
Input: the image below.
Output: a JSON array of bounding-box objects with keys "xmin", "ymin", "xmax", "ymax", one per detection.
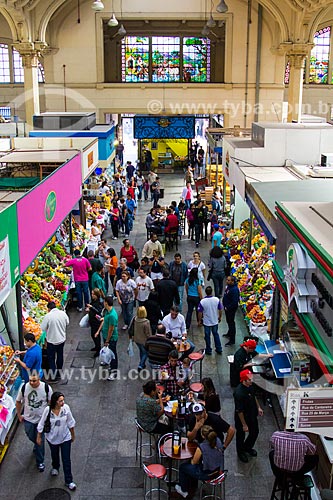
[
  {"xmin": 289, "ymin": 475, "xmax": 314, "ymax": 500},
  {"xmin": 270, "ymin": 472, "xmax": 293, "ymax": 500},
  {"xmin": 135, "ymin": 418, "xmax": 157, "ymax": 466},
  {"xmin": 165, "ymin": 230, "xmax": 178, "ymax": 251},
  {"xmin": 189, "ymin": 349, "xmax": 205, "ymax": 381},
  {"xmin": 190, "ymin": 382, "xmax": 204, "ymax": 394},
  {"xmin": 199, "ymin": 470, "xmax": 227, "ymax": 500},
  {"xmin": 158, "ymin": 433, "xmax": 179, "ymax": 483},
  {"xmin": 143, "ymin": 463, "xmax": 168, "ymax": 500}
]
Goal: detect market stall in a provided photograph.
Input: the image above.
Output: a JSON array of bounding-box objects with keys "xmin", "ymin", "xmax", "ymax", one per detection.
[{"xmin": 273, "ymin": 200, "xmax": 333, "ymax": 491}]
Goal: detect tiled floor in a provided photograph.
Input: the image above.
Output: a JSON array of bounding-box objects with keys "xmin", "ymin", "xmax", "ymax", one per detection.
[{"xmin": 0, "ymin": 172, "xmax": 280, "ymax": 500}]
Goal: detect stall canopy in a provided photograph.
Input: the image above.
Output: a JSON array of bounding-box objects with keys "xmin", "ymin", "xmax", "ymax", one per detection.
[
  {"xmin": 245, "ymin": 179, "xmax": 333, "ymax": 244},
  {"xmin": 0, "ymin": 200, "xmax": 20, "ymax": 305}
]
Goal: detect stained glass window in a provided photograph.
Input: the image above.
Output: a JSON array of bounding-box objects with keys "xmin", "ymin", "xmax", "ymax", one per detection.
[
  {"xmin": 121, "ymin": 36, "xmax": 149, "ymax": 82},
  {"xmin": 309, "ymin": 26, "xmax": 330, "ymax": 84},
  {"xmin": 0, "ymin": 44, "xmax": 10, "ymax": 83},
  {"xmin": 121, "ymin": 36, "xmax": 210, "ymax": 83},
  {"xmin": 183, "ymin": 37, "xmax": 210, "ymax": 82},
  {"xmin": 152, "ymin": 36, "xmax": 180, "ymax": 82},
  {"xmin": 284, "ymin": 61, "xmax": 290, "ymax": 85}
]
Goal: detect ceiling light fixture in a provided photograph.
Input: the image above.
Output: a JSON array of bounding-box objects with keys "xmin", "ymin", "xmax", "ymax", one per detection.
[
  {"xmin": 201, "ymin": 25, "xmax": 210, "ymax": 36},
  {"xmin": 108, "ymin": 13, "xmax": 118, "ymax": 27},
  {"xmin": 117, "ymin": 24, "xmax": 127, "ymax": 37},
  {"xmin": 207, "ymin": 0, "xmax": 216, "ymax": 27},
  {"xmin": 216, "ymin": 0, "xmax": 228, "ymax": 13},
  {"xmin": 91, "ymin": 0, "xmax": 104, "ymax": 11}
]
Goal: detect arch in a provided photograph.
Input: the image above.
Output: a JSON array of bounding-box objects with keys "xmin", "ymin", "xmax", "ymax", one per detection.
[
  {"xmin": 37, "ymin": 0, "xmax": 67, "ymax": 43},
  {"xmin": 0, "ymin": 8, "xmax": 19, "ymax": 41},
  {"xmin": 258, "ymin": 0, "xmax": 290, "ymax": 42},
  {"xmin": 307, "ymin": 5, "xmax": 333, "ymax": 41}
]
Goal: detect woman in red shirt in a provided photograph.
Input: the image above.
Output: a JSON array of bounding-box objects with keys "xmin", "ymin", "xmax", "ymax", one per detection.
[{"xmin": 120, "ymin": 238, "xmax": 139, "ymax": 271}]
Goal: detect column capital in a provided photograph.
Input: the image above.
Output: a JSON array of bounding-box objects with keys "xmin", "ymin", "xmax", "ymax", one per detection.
[
  {"xmin": 278, "ymin": 42, "xmax": 314, "ymax": 61},
  {"xmin": 12, "ymin": 41, "xmax": 48, "ymax": 66}
]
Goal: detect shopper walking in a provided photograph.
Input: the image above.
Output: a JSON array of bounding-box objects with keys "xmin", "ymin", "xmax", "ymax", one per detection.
[
  {"xmin": 193, "ymin": 200, "xmax": 205, "ymax": 248},
  {"xmin": 135, "ymin": 267, "xmax": 154, "ymax": 306},
  {"xmin": 144, "ymin": 291, "xmax": 163, "ymax": 334},
  {"xmin": 151, "ymin": 176, "xmax": 161, "ymax": 207},
  {"xmin": 90, "ymin": 266, "xmax": 106, "ymax": 298},
  {"xmin": 181, "ymin": 182, "xmax": 194, "ymax": 210},
  {"xmin": 104, "ymin": 247, "xmax": 118, "ymax": 295},
  {"xmin": 208, "ymin": 246, "xmax": 226, "ymax": 298},
  {"xmin": 142, "ymin": 233, "xmax": 164, "ymax": 259},
  {"xmin": 41, "ymin": 302, "xmax": 69, "ymax": 381},
  {"xmin": 37, "ymin": 392, "xmax": 76, "ymax": 490},
  {"xmin": 16, "ymin": 373, "xmax": 52, "ymax": 472},
  {"xmin": 198, "ymin": 286, "xmax": 223, "ymax": 355},
  {"xmin": 96, "ymin": 296, "xmax": 119, "ymax": 380},
  {"xmin": 188, "ymin": 251, "xmax": 206, "ymax": 283},
  {"xmin": 109, "ymin": 201, "xmax": 120, "ymax": 240},
  {"xmin": 186, "ymin": 203, "xmax": 195, "ymax": 240},
  {"xmin": 129, "ymin": 306, "xmax": 151, "ymax": 371},
  {"xmin": 234, "ymin": 369, "xmax": 263, "ymax": 463},
  {"xmin": 86, "ymin": 288, "xmax": 104, "ymax": 357},
  {"xmin": 115, "ymin": 270, "xmax": 137, "ymax": 329},
  {"xmin": 65, "ymin": 249, "xmax": 91, "ymax": 312},
  {"xmin": 185, "ymin": 268, "xmax": 203, "ymax": 329},
  {"xmin": 156, "ymin": 269, "xmax": 180, "ymax": 317},
  {"xmin": 223, "ymin": 276, "xmax": 240, "ymax": 346},
  {"xmin": 120, "ymin": 238, "xmax": 139, "ymax": 271},
  {"xmin": 169, "ymin": 253, "xmax": 188, "ymax": 313}
]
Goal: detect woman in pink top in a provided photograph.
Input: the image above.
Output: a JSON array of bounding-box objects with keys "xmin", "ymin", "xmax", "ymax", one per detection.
[{"xmin": 65, "ymin": 250, "xmax": 92, "ymax": 312}]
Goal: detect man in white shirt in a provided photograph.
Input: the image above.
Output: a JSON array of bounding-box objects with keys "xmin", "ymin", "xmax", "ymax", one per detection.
[
  {"xmin": 141, "ymin": 233, "xmax": 164, "ymax": 259},
  {"xmin": 162, "ymin": 306, "xmax": 187, "ymax": 340},
  {"xmin": 198, "ymin": 285, "xmax": 223, "ymax": 355},
  {"xmin": 136, "ymin": 267, "xmax": 154, "ymax": 306},
  {"xmin": 16, "ymin": 373, "xmax": 52, "ymax": 472},
  {"xmin": 41, "ymin": 301, "xmax": 69, "ymax": 381}
]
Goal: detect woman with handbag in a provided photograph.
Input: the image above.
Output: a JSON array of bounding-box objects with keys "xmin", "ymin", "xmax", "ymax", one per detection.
[
  {"xmin": 86, "ymin": 288, "xmax": 103, "ymax": 357},
  {"xmin": 185, "ymin": 267, "xmax": 203, "ymax": 329},
  {"xmin": 37, "ymin": 392, "xmax": 76, "ymax": 491},
  {"xmin": 129, "ymin": 306, "xmax": 151, "ymax": 371},
  {"xmin": 105, "ymin": 247, "xmax": 118, "ymax": 296},
  {"xmin": 120, "ymin": 238, "xmax": 139, "ymax": 271},
  {"xmin": 208, "ymin": 246, "xmax": 226, "ymax": 298}
]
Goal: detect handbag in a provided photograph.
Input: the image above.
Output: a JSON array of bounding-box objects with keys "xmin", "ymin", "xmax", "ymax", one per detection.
[
  {"xmin": 207, "ymin": 269, "xmax": 213, "ymax": 281},
  {"xmin": 127, "ymin": 339, "xmax": 134, "ymax": 357},
  {"xmin": 43, "ymin": 407, "xmax": 52, "ymax": 433},
  {"xmin": 79, "ymin": 314, "xmax": 90, "ymax": 328}
]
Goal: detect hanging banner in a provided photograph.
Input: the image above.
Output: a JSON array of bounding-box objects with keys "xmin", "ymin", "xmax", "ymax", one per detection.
[{"xmin": 0, "ymin": 236, "xmax": 11, "ymax": 306}]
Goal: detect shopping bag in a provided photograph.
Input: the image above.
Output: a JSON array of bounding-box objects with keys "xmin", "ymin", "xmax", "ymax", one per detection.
[
  {"xmin": 99, "ymin": 346, "xmax": 115, "ymax": 365},
  {"xmin": 127, "ymin": 339, "xmax": 134, "ymax": 357},
  {"xmin": 79, "ymin": 314, "xmax": 90, "ymax": 328}
]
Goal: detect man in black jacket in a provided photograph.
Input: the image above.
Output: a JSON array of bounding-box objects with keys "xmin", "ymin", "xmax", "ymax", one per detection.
[
  {"xmin": 145, "ymin": 324, "xmax": 174, "ymax": 367},
  {"xmin": 223, "ymin": 276, "xmax": 240, "ymax": 346},
  {"xmin": 156, "ymin": 269, "xmax": 180, "ymax": 317},
  {"xmin": 193, "ymin": 200, "xmax": 204, "ymax": 248}
]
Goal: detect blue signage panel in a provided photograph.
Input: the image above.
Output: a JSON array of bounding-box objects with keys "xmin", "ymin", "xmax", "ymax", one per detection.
[{"xmin": 134, "ymin": 115, "xmax": 195, "ymax": 139}]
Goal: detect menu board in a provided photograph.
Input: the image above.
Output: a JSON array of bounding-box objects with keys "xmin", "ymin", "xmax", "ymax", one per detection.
[{"xmin": 286, "ymin": 388, "xmax": 333, "ymax": 438}]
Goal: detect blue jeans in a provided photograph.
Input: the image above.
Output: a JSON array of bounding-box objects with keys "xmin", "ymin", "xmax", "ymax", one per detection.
[
  {"xmin": 121, "ymin": 300, "xmax": 134, "ymax": 326},
  {"xmin": 47, "ymin": 341, "xmax": 64, "ymax": 379},
  {"xmin": 212, "ymin": 272, "xmax": 225, "ymax": 298},
  {"xmin": 179, "ymin": 463, "xmax": 220, "ymax": 493},
  {"xmin": 75, "ymin": 280, "xmax": 90, "ymax": 309},
  {"xmin": 178, "ymin": 285, "xmax": 185, "ymax": 313},
  {"xmin": 136, "ymin": 342, "xmax": 148, "ymax": 369},
  {"xmin": 24, "ymin": 420, "xmax": 45, "ymax": 465},
  {"xmin": 48, "ymin": 439, "xmax": 73, "ymax": 484},
  {"xmin": 138, "ymin": 185, "xmax": 143, "ymax": 200},
  {"xmin": 204, "ymin": 324, "xmax": 222, "ymax": 354},
  {"xmin": 184, "ymin": 199, "xmax": 191, "ymax": 210}
]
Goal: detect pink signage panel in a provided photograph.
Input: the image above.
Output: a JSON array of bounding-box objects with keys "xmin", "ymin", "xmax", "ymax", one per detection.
[{"xmin": 17, "ymin": 154, "xmax": 82, "ymax": 274}]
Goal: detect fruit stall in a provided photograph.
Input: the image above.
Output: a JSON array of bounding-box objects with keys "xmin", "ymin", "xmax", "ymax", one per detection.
[{"xmin": 223, "ymin": 219, "xmax": 275, "ymax": 340}]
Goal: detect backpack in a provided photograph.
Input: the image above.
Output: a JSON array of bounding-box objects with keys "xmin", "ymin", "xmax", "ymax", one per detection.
[{"xmin": 21, "ymin": 381, "xmax": 50, "ymax": 402}]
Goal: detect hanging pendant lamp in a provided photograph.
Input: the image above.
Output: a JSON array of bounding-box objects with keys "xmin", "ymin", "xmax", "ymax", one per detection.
[
  {"xmin": 216, "ymin": 0, "xmax": 228, "ymax": 13},
  {"xmin": 108, "ymin": 13, "xmax": 119, "ymax": 27},
  {"xmin": 91, "ymin": 0, "xmax": 104, "ymax": 11}
]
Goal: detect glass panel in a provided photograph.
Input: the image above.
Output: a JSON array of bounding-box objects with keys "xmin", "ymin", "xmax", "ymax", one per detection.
[
  {"xmin": 0, "ymin": 44, "xmax": 10, "ymax": 83},
  {"xmin": 121, "ymin": 36, "xmax": 149, "ymax": 82},
  {"xmin": 13, "ymin": 48, "xmax": 24, "ymax": 83},
  {"xmin": 152, "ymin": 36, "xmax": 180, "ymax": 82},
  {"xmin": 309, "ymin": 26, "xmax": 330, "ymax": 84},
  {"xmin": 183, "ymin": 37, "xmax": 210, "ymax": 82},
  {"xmin": 284, "ymin": 60, "xmax": 290, "ymax": 84},
  {"xmin": 38, "ymin": 61, "xmax": 45, "ymax": 83}
]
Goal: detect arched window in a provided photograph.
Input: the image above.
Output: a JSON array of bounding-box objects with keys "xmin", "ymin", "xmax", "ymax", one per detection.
[{"xmin": 0, "ymin": 43, "xmax": 45, "ymax": 84}]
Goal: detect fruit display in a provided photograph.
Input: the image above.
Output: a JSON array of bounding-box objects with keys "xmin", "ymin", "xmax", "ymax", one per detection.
[
  {"xmin": 224, "ymin": 219, "xmax": 275, "ymax": 330},
  {"xmin": 21, "ymin": 220, "xmax": 89, "ymax": 341}
]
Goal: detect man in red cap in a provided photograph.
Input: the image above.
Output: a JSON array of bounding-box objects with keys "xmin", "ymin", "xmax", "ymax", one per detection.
[
  {"xmin": 233, "ymin": 338, "xmax": 272, "ymax": 384},
  {"xmin": 234, "ymin": 369, "xmax": 263, "ymax": 463}
]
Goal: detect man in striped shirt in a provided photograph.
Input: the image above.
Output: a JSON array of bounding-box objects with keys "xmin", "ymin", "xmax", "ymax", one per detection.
[{"xmin": 269, "ymin": 430, "xmax": 318, "ymax": 477}]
